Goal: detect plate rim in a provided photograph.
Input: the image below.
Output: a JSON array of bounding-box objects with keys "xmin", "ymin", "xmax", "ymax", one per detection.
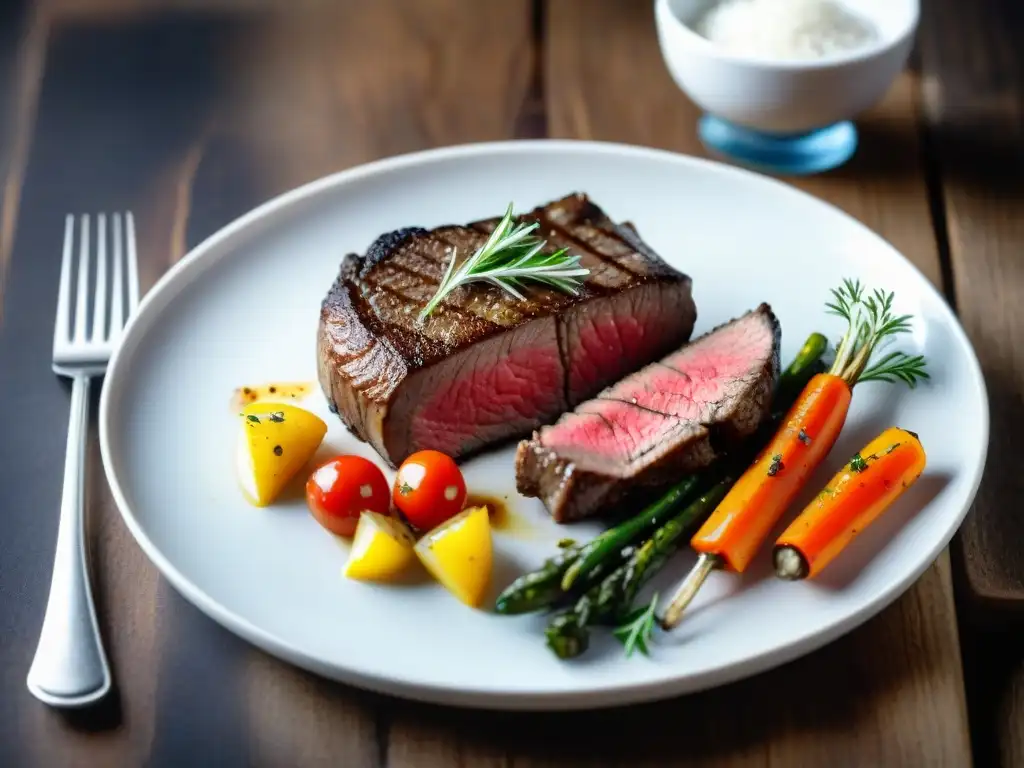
[{"xmin": 98, "ymin": 138, "xmax": 989, "ymax": 710}]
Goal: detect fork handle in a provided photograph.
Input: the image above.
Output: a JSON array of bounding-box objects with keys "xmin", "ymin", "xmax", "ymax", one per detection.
[{"xmin": 27, "ymin": 375, "xmax": 111, "ymax": 707}]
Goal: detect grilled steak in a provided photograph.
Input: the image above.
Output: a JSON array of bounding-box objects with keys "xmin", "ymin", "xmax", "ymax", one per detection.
[
  {"xmin": 317, "ymin": 193, "xmax": 697, "ymax": 468},
  {"xmin": 516, "ymin": 304, "xmax": 780, "ymax": 522}
]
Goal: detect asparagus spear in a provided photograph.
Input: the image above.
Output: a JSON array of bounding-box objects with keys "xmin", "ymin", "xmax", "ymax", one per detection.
[
  {"xmin": 494, "ymin": 542, "xmax": 582, "ymax": 615},
  {"xmin": 495, "ymin": 480, "xmax": 700, "ymax": 614},
  {"xmin": 545, "ymin": 483, "xmax": 728, "ymax": 659},
  {"xmin": 617, "ymin": 480, "xmax": 731, "ymax": 610},
  {"xmin": 545, "ymin": 604, "xmax": 592, "ymax": 659},
  {"xmin": 560, "ymin": 475, "xmax": 699, "ymax": 590}
]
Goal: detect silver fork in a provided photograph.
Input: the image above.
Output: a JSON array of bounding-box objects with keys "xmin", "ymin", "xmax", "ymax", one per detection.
[{"xmin": 26, "ymin": 212, "xmax": 139, "ymax": 707}]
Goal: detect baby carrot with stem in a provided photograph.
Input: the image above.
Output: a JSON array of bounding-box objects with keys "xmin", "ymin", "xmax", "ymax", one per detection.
[
  {"xmin": 660, "ymin": 279, "xmax": 929, "ymax": 630},
  {"xmin": 773, "ymin": 427, "xmax": 926, "ymax": 580}
]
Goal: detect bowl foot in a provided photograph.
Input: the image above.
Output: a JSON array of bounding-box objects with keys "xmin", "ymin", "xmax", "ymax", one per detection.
[{"xmin": 697, "ymin": 116, "xmax": 857, "ymax": 176}]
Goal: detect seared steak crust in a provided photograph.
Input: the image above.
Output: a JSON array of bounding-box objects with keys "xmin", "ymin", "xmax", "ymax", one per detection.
[{"xmin": 317, "ymin": 193, "xmax": 697, "ymax": 468}]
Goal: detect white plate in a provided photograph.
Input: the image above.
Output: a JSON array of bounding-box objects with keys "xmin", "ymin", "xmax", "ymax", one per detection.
[{"xmin": 99, "ymin": 140, "xmax": 988, "ymax": 710}]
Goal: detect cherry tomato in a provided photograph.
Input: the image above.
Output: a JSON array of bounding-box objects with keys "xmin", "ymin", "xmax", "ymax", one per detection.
[
  {"xmin": 392, "ymin": 450, "xmax": 467, "ymax": 532},
  {"xmin": 306, "ymin": 455, "xmax": 390, "ymax": 537}
]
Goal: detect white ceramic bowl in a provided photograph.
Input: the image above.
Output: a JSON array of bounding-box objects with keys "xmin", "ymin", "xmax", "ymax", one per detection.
[{"xmin": 655, "ymin": 0, "xmax": 919, "ymax": 135}]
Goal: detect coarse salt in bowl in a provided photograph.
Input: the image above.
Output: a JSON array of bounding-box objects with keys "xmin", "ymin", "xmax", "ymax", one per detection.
[
  {"xmin": 694, "ymin": 0, "xmax": 880, "ymax": 61},
  {"xmin": 654, "ymin": 0, "xmax": 919, "ymax": 174}
]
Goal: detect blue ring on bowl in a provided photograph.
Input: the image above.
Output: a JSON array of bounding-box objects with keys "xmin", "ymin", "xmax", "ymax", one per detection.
[{"xmin": 698, "ymin": 115, "xmax": 858, "ymax": 176}]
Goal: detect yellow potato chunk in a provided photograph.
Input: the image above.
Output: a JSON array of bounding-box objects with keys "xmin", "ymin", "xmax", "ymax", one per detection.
[
  {"xmin": 236, "ymin": 402, "xmax": 327, "ymax": 506},
  {"xmin": 415, "ymin": 506, "xmax": 492, "ymax": 608},
  {"xmin": 344, "ymin": 512, "xmax": 417, "ymax": 582}
]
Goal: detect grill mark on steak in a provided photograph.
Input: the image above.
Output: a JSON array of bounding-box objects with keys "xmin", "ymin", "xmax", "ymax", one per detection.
[
  {"xmin": 597, "ymin": 221, "xmax": 663, "ymax": 265},
  {"xmin": 534, "ymin": 228, "xmax": 646, "ymax": 293},
  {"xmin": 372, "ymin": 260, "xmax": 442, "ymax": 288},
  {"xmin": 364, "ymin": 243, "xmax": 547, "ymax": 331},
  {"xmin": 458, "ymin": 221, "xmax": 570, "ymax": 313},
  {"xmin": 429, "ymin": 231, "xmax": 474, "ymax": 263},
  {"xmin": 399, "ymin": 227, "xmax": 487, "ymax": 276},
  {"xmin": 422, "ymin": 228, "xmax": 567, "ymax": 318},
  {"xmin": 530, "ymin": 210, "xmax": 643, "ymax": 279},
  {"xmin": 593, "ymin": 221, "xmax": 643, "ymax": 252},
  {"xmin": 360, "ymin": 268, "xmax": 483, "ymax": 325},
  {"xmin": 362, "ymin": 277, "xmax": 499, "ymax": 327},
  {"xmin": 412, "ymin": 241, "xmax": 474, "ymax": 285},
  {"xmin": 343, "ymin": 285, "xmax": 442, "ymax": 368}
]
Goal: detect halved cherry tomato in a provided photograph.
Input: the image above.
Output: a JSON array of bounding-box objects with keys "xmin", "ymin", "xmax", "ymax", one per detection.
[
  {"xmin": 392, "ymin": 450, "xmax": 467, "ymax": 532},
  {"xmin": 306, "ymin": 455, "xmax": 390, "ymax": 537}
]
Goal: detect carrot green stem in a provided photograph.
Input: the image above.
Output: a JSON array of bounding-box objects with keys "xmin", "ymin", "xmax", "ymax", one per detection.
[{"xmin": 825, "ymin": 278, "xmax": 928, "ymax": 388}]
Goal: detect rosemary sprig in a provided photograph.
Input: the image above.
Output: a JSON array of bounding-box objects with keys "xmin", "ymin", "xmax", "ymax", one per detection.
[
  {"xmin": 825, "ymin": 278, "xmax": 929, "ymax": 388},
  {"xmin": 612, "ymin": 592, "xmax": 659, "ymax": 658},
  {"xmin": 417, "ymin": 203, "xmax": 590, "ymax": 322}
]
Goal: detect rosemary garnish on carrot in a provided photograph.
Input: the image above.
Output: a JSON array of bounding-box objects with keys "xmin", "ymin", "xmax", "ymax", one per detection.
[{"xmin": 417, "ymin": 203, "xmax": 590, "ymax": 322}]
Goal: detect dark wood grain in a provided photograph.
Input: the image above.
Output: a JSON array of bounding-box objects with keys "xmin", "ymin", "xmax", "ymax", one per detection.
[
  {"xmin": 955, "ymin": 623, "xmax": 1024, "ymax": 768},
  {"xmin": 919, "ymin": 0, "xmax": 1024, "ymax": 612},
  {"xmin": 0, "ymin": 0, "xmax": 39, "ymax": 317},
  {"xmin": 999, "ymin": 660, "xmax": 1024, "ymax": 768},
  {"xmin": 916, "ymin": 1, "xmax": 1024, "ymax": 764},
  {"xmin": 1, "ymin": 11, "xmax": 250, "ymax": 768}
]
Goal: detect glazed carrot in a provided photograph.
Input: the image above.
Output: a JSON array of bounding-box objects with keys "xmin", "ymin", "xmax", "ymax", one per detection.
[
  {"xmin": 690, "ymin": 372, "xmax": 851, "ymax": 573},
  {"xmin": 660, "ymin": 279, "xmax": 929, "ymax": 630},
  {"xmin": 773, "ymin": 427, "xmax": 926, "ymax": 580}
]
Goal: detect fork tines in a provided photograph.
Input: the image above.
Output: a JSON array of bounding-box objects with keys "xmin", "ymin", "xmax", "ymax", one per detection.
[{"xmin": 54, "ymin": 213, "xmax": 139, "ymax": 360}]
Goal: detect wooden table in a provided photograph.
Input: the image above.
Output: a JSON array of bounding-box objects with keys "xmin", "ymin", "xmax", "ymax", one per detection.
[{"xmin": 0, "ymin": 1, "xmax": 1020, "ymax": 765}]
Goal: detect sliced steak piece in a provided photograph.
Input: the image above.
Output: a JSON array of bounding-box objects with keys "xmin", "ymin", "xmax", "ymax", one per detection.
[
  {"xmin": 317, "ymin": 193, "xmax": 697, "ymax": 468},
  {"xmin": 516, "ymin": 304, "xmax": 781, "ymax": 522}
]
